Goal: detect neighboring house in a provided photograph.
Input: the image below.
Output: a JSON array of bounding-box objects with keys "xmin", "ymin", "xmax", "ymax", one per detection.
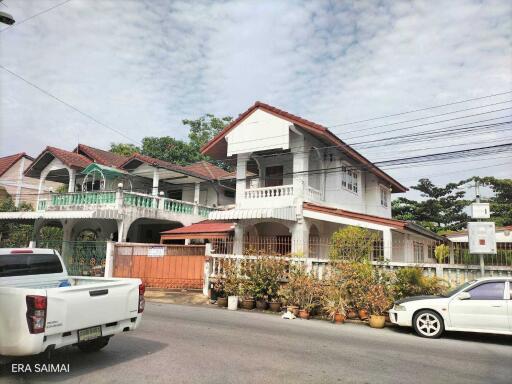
[
  {"xmin": 445, "ymin": 225, "xmax": 512, "ymax": 244},
  {"xmin": 0, "ymin": 152, "xmax": 62, "ymax": 208},
  {"xmin": 0, "ymin": 144, "xmax": 234, "ymax": 245},
  {"xmin": 174, "ymin": 101, "xmax": 444, "ymax": 262}
]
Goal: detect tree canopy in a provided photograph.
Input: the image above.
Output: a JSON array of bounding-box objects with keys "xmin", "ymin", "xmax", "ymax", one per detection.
[{"xmin": 110, "ymin": 114, "xmax": 232, "ymax": 167}]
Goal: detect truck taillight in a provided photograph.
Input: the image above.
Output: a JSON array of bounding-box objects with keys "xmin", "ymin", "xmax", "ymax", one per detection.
[
  {"xmin": 26, "ymin": 295, "xmax": 47, "ymax": 334},
  {"xmin": 138, "ymin": 283, "xmax": 145, "ymax": 313}
]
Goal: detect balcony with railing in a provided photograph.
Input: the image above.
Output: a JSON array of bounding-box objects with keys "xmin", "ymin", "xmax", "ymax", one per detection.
[{"xmin": 37, "ymin": 190, "xmax": 216, "ymax": 219}]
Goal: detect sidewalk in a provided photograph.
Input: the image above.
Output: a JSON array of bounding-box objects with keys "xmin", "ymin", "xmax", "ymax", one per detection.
[{"xmin": 145, "ymin": 288, "xmax": 209, "ymax": 305}]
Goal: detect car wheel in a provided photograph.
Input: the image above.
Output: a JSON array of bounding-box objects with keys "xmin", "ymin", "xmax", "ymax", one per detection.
[
  {"xmin": 77, "ymin": 337, "xmax": 110, "ymax": 353},
  {"xmin": 413, "ymin": 310, "xmax": 444, "ymax": 338}
]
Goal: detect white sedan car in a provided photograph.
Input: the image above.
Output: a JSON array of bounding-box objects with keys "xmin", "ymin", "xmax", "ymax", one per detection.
[{"xmin": 389, "ymin": 277, "xmax": 511, "ymax": 338}]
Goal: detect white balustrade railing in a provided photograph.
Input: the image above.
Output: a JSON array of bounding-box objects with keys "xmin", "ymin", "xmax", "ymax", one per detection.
[
  {"xmin": 244, "ymin": 185, "xmax": 294, "ymax": 200},
  {"xmin": 305, "ymin": 186, "xmax": 323, "ymax": 202}
]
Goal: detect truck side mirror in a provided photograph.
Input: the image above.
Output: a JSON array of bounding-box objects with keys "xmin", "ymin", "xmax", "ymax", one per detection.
[{"xmin": 458, "ymin": 292, "xmax": 471, "ymax": 300}]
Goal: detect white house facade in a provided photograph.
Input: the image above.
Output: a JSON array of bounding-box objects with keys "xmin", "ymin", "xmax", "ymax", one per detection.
[{"xmin": 197, "ymin": 101, "xmax": 444, "ymax": 262}]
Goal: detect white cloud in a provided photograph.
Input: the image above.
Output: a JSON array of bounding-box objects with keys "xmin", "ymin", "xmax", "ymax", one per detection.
[{"xmin": 0, "ymin": 0, "xmax": 510, "ymax": 198}]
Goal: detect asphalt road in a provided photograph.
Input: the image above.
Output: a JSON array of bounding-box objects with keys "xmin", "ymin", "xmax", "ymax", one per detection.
[{"xmin": 2, "ymin": 302, "xmax": 511, "ymax": 384}]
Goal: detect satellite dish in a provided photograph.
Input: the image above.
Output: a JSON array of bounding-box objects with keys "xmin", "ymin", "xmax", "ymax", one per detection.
[{"xmin": 0, "ymin": 11, "xmax": 15, "ymax": 25}]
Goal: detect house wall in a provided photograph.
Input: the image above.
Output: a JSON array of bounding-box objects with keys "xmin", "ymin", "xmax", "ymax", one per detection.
[{"xmin": 0, "ymin": 157, "xmax": 62, "ymax": 208}]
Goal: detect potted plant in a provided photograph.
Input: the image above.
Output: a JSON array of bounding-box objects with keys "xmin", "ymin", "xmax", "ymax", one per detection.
[
  {"xmin": 223, "ymin": 261, "xmax": 240, "ymax": 311},
  {"xmin": 366, "ymin": 283, "xmax": 393, "ymax": 329},
  {"xmin": 296, "ymin": 273, "xmax": 322, "ymax": 320},
  {"xmin": 213, "ymin": 277, "xmax": 228, "ymax": 307},
  {"xmin": 321, "ymin": 279, "xmax": 347, "ymax": 324}
]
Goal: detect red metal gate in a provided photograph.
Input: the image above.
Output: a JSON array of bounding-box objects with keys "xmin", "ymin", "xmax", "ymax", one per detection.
[{"xmin": 113, "ymin": 243, "xmax": 205, "ymax": 289}]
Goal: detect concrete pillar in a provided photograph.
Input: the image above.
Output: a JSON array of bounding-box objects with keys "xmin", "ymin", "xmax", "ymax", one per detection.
[
  {"xmin": 36, "ymin": 172, "xmax": 48, "ymax": 211},
  {"xmin": 14, "ymin": 156, "xmax": 26, "ymax": 207},
  {"xmin": 292, "ymin": 149, "xmax": 308, "ymax": 199},
  {"xmin": 117, "ymin": 219, "xmax": 130, "ymax": 243},
  {"xmin": 68, "ymin": 169, "xmax": 76, "ymax": 193},
  {"xmin": 104, "ymin": 241, "xmax": 115, "ymax": 278},
  {"xmin": 203, "ymin": 243, "xmax": 212, "ymax": 297},
  {"xmin": 193, "ymin": 182, "xmax": 201, "ymax": 215},
  {"xmin": 233, "ymin": 223, "xmax": 244, "ymax": 255},
  {"xmin": 291, "ymin": 221, "xmax": 309, "ymax": 257},
  {"xmin": 235, "ymin": 153, "xmax": 250, "ymax": 206},
  {"xmin": 152, "ymin": 167, "xmax": 160, "ymax": 196},
  {"xmin": 382, "ymin": 228, "xmax": 392, "ymax": 261},
  {"xmin": 61, "ymin": 219, "xmax": 75, "ymax": 271}
]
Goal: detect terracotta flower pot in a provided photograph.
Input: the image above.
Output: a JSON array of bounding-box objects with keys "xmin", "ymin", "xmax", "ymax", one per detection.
[
  {"xmin": 268, "ymin": 301, "xmax": 281, "ymax": 312},
  {"xmin": 287, "ymin": 305, "xmax": 299, "ymax": 316},
  {"xmin": 298, "ymin": 309, "xmax": 310, "ymax": 319},
  {"xmin": 369, "ymin": 315, "xmax": 386, "ymax": 329},
  {"xmin": 334, "ymin": 312, "xmax": 346, "ymax": 324},
  {"xmin": 347, "ymin": 309, "xmax": 357, "ymax": 319},
  {"xmin": 358, "ymin": 309, "xmax": 369, "ymax": 320},
  {"xmin": 217, "ymin": 297, "xmax": 228, "ymax": 307},
  {"xmin": 241, "ymin": 298, "xmax": 255, "ymax": 310},
  {"xmin": 256, "ymin": 299, "xmax": 268, "ymax": 310}
]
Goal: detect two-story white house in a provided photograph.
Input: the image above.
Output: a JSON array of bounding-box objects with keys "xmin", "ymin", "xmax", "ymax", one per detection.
[{"xmin": 169, "ymin": 101, "xmax": 444, "ymax": 262}]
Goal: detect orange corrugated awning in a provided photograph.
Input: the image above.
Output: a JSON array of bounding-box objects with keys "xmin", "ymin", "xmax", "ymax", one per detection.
[{"xmin": 160, "ymin": 221, "xmax": 235, "ymax": 241}]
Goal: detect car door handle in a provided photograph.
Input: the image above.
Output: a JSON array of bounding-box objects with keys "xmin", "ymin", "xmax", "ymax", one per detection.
[{"xmin": 491, "ymin": 305, "xmax": 502, "ymax": 308}]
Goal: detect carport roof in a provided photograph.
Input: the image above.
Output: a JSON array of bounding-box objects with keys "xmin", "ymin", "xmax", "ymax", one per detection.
[{"xmin": 160, "ymin": 221, "xmax": 235, "ymax": 240}]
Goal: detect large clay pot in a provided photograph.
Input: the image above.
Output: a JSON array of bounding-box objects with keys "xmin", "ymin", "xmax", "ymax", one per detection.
[
  {"xmin": 217, "ymin": 297, "xmax": 228, "ymax": 307},
  {"xmin": 227, "ymin": 296, "xmax": 238, "ymax": 311},
  {"xmin": 241, "ymin": 298, "xmax": 255, "ymax": 310},
  {"xmin": 369, "ymin": 315, "xmax": 386, "ymax": 329},
  {"xmin": 256, "ymin": 300, "xmax": 268, "ymax": 310},
  {"xmin": 298, "ymin": 309, "xmax": 310, "ymax": 319},
  {"xmin": 347, "ymin": 309, "xmax": 357, "ymax": 319},
  {"xmin": 287, "ymin": 305, "xmax": 299, "ymax": 316},
  {"xmin": 358, "ymin": 309, "xmax": 369, "ymax": 320},
  {"xmin": 334, "ymin": 312, "xmax": 346, "ymax": 324},
  {"xmin": 268, "ymin": 301, "xmax": 281, "ymax": 312}
]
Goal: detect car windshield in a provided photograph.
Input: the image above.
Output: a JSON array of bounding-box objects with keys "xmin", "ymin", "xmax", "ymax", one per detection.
[{"xmin": 441, "ymin": 280, "xmax": 476, "ymax": 297}]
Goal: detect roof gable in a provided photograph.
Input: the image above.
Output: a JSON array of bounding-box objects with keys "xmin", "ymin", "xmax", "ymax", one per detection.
[
  {"xmin": 24, "ymin": 146, "xmax": 91, "ymax": 178},
  {"xmin": 74, "ymin": 144, "xmax": 129, "ymax": 167},
  {"xmin": 201, "ymin": 101, "xmax": 407, "ymax": 193},
  {"xmin": 0, "ymin": 153, "xmax": 33, "ymax": 177}
]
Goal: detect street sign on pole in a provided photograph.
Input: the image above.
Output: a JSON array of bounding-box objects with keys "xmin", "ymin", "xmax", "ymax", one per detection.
[{"xmin": 468, "ymin": 222, "xmax": 497, "ymax": 254}]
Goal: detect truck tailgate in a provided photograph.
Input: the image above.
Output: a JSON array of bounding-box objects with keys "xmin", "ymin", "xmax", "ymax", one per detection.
[{"xmin": 45, "ymin": 279, "xmax": 140, "ymax": 335}]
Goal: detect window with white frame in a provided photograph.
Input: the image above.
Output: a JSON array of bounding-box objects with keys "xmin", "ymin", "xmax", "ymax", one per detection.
[
  {"xmin": 380, "ymin": 185, "xmax": 389, "ymax": 207},
  {"xmin": 341, "ymin": 166, "xmax": 359, "ymax": 193},
  {"xmin": 413, "ymin": 241, "xmax": 424, "ymax": 263}
]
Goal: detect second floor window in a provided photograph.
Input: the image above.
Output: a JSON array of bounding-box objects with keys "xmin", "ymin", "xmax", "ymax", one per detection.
[
  {"xmin": 341, "ymin": 166, "xmax": 358, "ymax": 193},
  {"xmin": 380, "ymin": 186, "xmax": 389, "ymax": 207}
]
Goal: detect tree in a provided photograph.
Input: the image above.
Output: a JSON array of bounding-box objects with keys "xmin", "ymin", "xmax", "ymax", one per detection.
[
  {"xmin": 470, "ymin": 177, "xmax": 512, "ymax": 227},
  {"xmin": 392, "ymin": 178, "xmax": 470, "ymax": 232},
  {"xmin": 110, "ymin": 143, "xmax": 140, "ymax": 157},
  {"xmin": 329, "ymin": 226, "xmax": 379, "ymax": 262},
  {"xmin": 110, "ymin": 114, "xmax": 233, "ymax": 169},
  {"xmin": 183, "ymin": 114, "xmax": 232, "ymax": 150}
]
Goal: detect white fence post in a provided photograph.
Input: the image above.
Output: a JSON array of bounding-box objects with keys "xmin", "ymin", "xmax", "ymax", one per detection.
[
  {"xmin": 104, "ymin": 241, "xmax": 115, "ymax": 278},
  {"xmin": 203, "ymin": 243, "xmax": 212, "ymax": 297}
]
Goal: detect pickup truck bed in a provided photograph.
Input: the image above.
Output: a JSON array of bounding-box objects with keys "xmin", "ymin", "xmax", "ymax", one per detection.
[{"xmin": 0, "ymin": 248, "xmax": 144, "ymax": 357}]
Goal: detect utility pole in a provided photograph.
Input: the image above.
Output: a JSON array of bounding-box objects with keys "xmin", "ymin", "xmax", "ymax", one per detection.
[{"xmin": 474, "ymin": 180, "xmax": 485, "ymax": 277}]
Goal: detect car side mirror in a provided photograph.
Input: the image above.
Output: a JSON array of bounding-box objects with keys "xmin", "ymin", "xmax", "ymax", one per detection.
[{"xmin": 458, "ymin": 292, "xmax": 471, "ymax": 300}]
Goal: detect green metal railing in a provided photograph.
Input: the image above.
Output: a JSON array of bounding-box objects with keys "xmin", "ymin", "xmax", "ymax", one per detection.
[
  {"xmin": 198, "ymin": 205, "xmax": 214, "ymax": 217},
  {"xmin": 51, "ymin": 191, "xmax": 116, "ymax": 206},
  {"xmin": 163, "ymin": 198, "xmax": 195, "ymax": 214},
  {"xmin": 37, "ymin": 200, "xmax": 47, "ymax": 211},
  {"xmin": 36, "ymin": 240, "xmax": 107, "ymax": 276},
  {"xmin": 123, "ymin": 192, "xmax": 157, "ymax": 208}
]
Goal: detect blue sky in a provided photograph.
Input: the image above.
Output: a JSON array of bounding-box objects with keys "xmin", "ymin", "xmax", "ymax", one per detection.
[{"xmin": 0, "ymin": 0, "xmax": 510, "ymax": 198}]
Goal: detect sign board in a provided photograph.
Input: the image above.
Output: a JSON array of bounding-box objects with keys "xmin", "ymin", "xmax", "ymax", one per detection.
[
  {"xmin": 147, "ymin": 247, "xmax": 165, "ymax": 257},
  {"xmin": 470, "ymin": 203, "xmax": 490, "ymax": 219},
  {"xmin": 468, "ymin": 222, "xmax": 496, "ymax": 254}
]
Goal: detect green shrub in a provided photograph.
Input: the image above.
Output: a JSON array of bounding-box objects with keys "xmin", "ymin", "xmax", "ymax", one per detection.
[
  {"xmin": 392, "ymin": 267, "xmax": 448, "ymax": 300},
  {"xmin": 328, "ymin": 226, "xmax": 379, "ymax": 262}
]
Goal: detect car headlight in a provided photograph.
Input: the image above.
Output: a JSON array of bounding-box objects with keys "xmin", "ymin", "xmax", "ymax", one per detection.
[{"xmin": 393, "ymin": 304, "xmax": 406, "ymax": 311}]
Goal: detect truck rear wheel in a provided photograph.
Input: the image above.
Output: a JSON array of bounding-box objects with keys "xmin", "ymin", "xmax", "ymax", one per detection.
[{"xmin": 77, "ymin": 337, "xmax": 110, "ymax": 353}]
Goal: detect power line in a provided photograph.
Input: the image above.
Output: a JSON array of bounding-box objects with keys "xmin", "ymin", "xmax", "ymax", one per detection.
[
  {"xmin": 325, "ymin": 91, "xmax": 512, "ymax": 128},
  {"xmin": 0, "ymin": 0, "xmax": 73, "ymax": 34},
  {"xmin": 0, "ymin": 64, "xmax": 141, "ymax": 145}
]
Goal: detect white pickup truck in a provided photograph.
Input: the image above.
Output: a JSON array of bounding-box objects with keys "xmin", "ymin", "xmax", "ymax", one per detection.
[{"xmin": 0, "ymin": 248, "xmax": 144, "ymax": 357}]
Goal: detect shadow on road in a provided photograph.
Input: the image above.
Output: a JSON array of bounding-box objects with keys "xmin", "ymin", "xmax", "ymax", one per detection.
[
  {"xmin": 387, "ymin": 324, "xmax": 512, "ymax": 346},
  {"xmin": 1, "ymin": 334, "xmax": 167, "ymax": 382}
]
